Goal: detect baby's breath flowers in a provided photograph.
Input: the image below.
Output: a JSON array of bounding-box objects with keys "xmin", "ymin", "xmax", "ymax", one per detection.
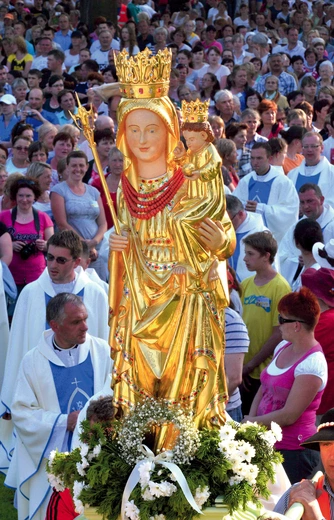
[{"xmin": 118, "ymin": 399, "xmax": 200, "ymax": 466}]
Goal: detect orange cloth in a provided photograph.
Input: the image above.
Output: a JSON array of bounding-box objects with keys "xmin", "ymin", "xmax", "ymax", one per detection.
[
  {"xmin": 283, "ymin": 154, "xmax": 304, "ymax": 175},
  {"xmin": 316, "ymin": 475, "xmax": 331, "ymax": 520}
]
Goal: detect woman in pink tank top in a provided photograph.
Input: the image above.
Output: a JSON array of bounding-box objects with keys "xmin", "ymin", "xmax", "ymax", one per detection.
[{"xmin": 243, "ymin": 287, "xmax": 328, "ymax": 484}]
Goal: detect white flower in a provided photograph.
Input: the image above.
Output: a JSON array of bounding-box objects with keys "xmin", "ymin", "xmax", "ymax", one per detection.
[
  {"xmin": 93, "ymin": 444, "xmax": 102, "ymax": 457},
  {"xmin": 138, "ymin": 460, "xmax": 155, "ymax": 486},
  {"xmin": 262, "ymin": 430, "xmax": 277, "ymax": 446},
  {"xmin": 48, "ymin": 450, "xmax": 57, "ymax": 464},
  {"xmin": 149, "ymin": 481, "xmax": 177, "ymax": 498},
  {"xmin": 47, "ymin": 473, "xmax": 65, "ymax": 492},
  {"xmin": 194, "ymin": 486, "xmax": 211, "ymax": 508},
  {"xmin": 150, "ymin": 515, "xmax": 166, "ymax": 520},
  {"xmin": 228, "ymin": 475, "xmax": 243, "ymax": 486},
  {"xmin": 79, "ymin": 443, "xmax": 89, "ymax": 457},
  {"xmin": 73, "ymin": 497, "xmax": 85, "ymax": 515},
  {"xmin": 76, "ymin": 462, "xmax": 86, "ymax": 477},
  {"xmin": 124, "ymin": 500, "xmax": 140, "ymax": 520},
  {"xmin": 270, "ymin": 422, "xmax": 283, "ymax": 443},
  {"xmin": 237, "ymin": 441, "xmax": 256, "ymax": 463},
  {"xmin": 219, "ymin": 424, "xmax": 236, "ymax": 441},
  {"xmin": 73, "ymin": 480, "xmax": 85, "ymax": 499},
  {"xmin": 159, "ymin": 481, "xmax": 177, "ymax": 497},
  {"xmin": 169, "ymin": 472, "xmax": 177, "ymax": 482},
  {"xmin": 243, "ymin": 464, "xmax": 259, "ymax": 485},
  {"xmin": 142, "ymin": 486, "xmax": 155, "ymax": 501}
]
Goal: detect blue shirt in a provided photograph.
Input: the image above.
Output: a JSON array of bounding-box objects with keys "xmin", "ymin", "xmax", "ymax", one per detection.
[
  {"xmin": 53, "ymin": 30, "xmax": 72, "ymax": 51},
  {"xmin": 0, "ymin": 114, "xmax": 19, "ymax": 142},
  {"xmin": 57, "ymin": 107, "xmax": 78, "ymax": 126},
  {"xmin": 25, "ymin": 110, "xmax": 59, "ymax": 139}
]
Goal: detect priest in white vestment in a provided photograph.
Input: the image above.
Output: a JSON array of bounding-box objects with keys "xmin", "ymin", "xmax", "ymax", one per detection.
[
  {"xmin": 279, "ymin": 183, "xmax": 334, "ymax": 285},
  {"xmin": 233, "ymin": 142, "xmax": 299, "ymax": 244},
  {"xmin": 5, "ymin": 293, "xmax": 112, "ymax": 520},
  {"xmin": 288, "ymin": 132, "xmax": 334, "ymax": 209},
  {"xmin": 0, "ymin": 230, "xmax": 109, "ymax": 474}
]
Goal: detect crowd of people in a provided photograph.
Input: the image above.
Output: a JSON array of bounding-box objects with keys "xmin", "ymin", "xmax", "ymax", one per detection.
[{"xmin": 0, "ymin": 0, "xmax": 334, "ymax": 518}]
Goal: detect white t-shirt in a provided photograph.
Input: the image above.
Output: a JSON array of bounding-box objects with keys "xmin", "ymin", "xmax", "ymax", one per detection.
[
  {"xmin": 233, "ymin": 17, "xmax": 251, "ymax": 28},
  {"xmin": 5, "ymin": 158, "xmax": 28, "ymax": 175},
  {"xmin": 64, "ymin": 50, "xmax": 80, "ymax": 69},
  {"xmin": 91, "ymin": 48, "xmax": 110, "ymax": 69},
  {"xmin": 268, "ymin": 341, "xmax": 328, "ymax": 391}
]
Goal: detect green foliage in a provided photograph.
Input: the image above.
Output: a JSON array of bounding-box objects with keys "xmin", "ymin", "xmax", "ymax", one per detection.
[
  {"xmin": 47, "ymin": 407, "xmax": 284, "ymax": 520},
  {"xmin": 0, "ymin": 474, "xmax": 16, "ymax": 520}
]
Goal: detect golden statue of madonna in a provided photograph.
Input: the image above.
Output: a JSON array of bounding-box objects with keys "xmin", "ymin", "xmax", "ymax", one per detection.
[{"xmin": 108, "ymin": 48, "xmax": 235, "ymax": 438}]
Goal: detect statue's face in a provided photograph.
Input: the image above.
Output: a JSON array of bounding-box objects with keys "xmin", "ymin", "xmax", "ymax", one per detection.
[{"xmin": 125, "ymin": 109, "xmax": 167, "ymax": 164}]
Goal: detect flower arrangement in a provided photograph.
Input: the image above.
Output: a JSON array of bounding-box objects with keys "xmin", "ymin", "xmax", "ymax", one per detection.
[{"xmin": 47, "ymin": 399, "xmax": 283, "ymax": 520}]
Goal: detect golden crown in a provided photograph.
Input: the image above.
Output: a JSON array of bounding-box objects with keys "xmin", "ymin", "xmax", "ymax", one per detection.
[
  {"xmin": 114, "ymin": 48, "xmax": 172, "ymax": 99},
  {"xmin": 181, "ymin": 99, "xmax": 210, "ymax": 123}
]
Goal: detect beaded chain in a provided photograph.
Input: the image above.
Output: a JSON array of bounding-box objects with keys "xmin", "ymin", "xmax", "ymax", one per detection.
[{"xmin": 121, "ymin": 168, "xmax": 185, "ymax": 219}]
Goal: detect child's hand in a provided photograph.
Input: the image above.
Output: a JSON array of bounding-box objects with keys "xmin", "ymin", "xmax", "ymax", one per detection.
[{"xmin": 173, "ymin": 141, "xmax": 186, "ymax": 159}]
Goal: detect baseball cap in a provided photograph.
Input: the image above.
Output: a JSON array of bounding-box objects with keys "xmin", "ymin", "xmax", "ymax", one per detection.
[{"xmin": 0, "ymin": 94, "xmax": 17, "ymax": 105}]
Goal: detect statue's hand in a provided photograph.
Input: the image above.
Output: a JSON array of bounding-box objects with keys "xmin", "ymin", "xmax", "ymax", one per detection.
[
  {"xmin": 198, "ymin": 218, "xmax": 226, "ymax": 252},
  {"xmin": 109, "ymin": 232, "xmax": 129, "ymax": 252},
  {"xmin": 172, "ymin": 265, "xmax": 187, "ymax": 275},
  {"xmin": 208, "ymin": 259, "xmax": 219, "ymax": 282},
  {"xmin": 173, "ymin": 141, "xmax": 186, "ymax": 159}
]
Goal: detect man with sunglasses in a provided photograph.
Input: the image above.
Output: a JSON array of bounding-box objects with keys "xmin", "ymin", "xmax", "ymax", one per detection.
[
  {"xmin": 0, "ymin": 230, "xmax": 109, "ymax": 476},
  {"xmin": 6, "ymin": 293, "xmax": 112, "ymax": 520}
]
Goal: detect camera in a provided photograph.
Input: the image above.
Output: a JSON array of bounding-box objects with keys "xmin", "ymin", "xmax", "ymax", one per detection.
[
  {"xmin": 26, "ymin": 111, "xmax": 33, "ymax": 117},
  {"xmin": 20, "ymin": 242, "xmax": 37, "ymax": 260}
]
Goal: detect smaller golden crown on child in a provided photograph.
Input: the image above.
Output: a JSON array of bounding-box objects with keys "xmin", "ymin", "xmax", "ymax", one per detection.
[
  {"xmin": 114, "ymin": 48, "xmax": 172, "ymax": 99},
  {"xmin": 181, "ymin": 99, "xmax": 210, "ymax": 123}
]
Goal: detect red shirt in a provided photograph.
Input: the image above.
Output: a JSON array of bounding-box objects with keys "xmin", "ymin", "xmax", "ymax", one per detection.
[
  {"xmin": 315, "ymin": 308, "xmax": 334, "ymax": 415},
  {"xmin": 46, "ymin": 488, "xmax": 79, "ymax": 520},
  {"xmin": 92, "ymin": 176, "xmax": 118, "ymax": 230}
]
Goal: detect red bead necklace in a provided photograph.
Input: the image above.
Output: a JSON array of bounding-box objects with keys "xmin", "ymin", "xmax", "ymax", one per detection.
[{"xmin": 121, "ymin": 168, "xmax": 185, "ymax": 219}]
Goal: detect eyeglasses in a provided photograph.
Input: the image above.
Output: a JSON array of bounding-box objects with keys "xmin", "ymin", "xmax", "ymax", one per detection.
[
  {"xmin": 302, "ymin": 145, "xmax": 320, "ymax": 150},
  {"xmin": 278, "ymin": 314, "xmax": 306, "ymax": 325},
  {"xmin": 14, "ymin": 146, "xmax": 29, "ymax": 151},
  {"xmin": 46, "ymin": 253, "xmax": 73, "ymax": 264}
]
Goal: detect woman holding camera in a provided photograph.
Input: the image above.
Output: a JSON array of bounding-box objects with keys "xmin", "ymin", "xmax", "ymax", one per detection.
[{"xmin": 0, "ymin": 177, "xmax": 54, "ymax": 298}]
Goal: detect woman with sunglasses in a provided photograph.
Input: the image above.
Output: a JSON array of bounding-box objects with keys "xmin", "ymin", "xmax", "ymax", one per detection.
[
  {"xmin": 0, "ymin": 177, "xmax": 54, "ymax": 308},
  {"xmin": 243, "ymin": 287, "xmax": 327, "ymax": 485},
  {"xmin": 5, "ymin": 135, "xmax": 31, "ymax": 175}
]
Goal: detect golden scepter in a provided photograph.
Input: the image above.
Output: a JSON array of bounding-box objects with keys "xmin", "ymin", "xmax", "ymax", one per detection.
[{"xmin": 69, "ymin": 93, "xmax": 141, "ymax": 320}]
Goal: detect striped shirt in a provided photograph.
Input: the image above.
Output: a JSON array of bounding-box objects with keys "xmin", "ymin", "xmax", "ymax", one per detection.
[{"xmin": 225, "ymin": 307, "xmax": 250, "ymax": 412}]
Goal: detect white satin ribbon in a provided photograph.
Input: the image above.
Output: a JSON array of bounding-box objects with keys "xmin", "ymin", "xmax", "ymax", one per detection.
[{"xmin": 121, "ymin": 445, "xmax": 203, "ymax": 519}]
